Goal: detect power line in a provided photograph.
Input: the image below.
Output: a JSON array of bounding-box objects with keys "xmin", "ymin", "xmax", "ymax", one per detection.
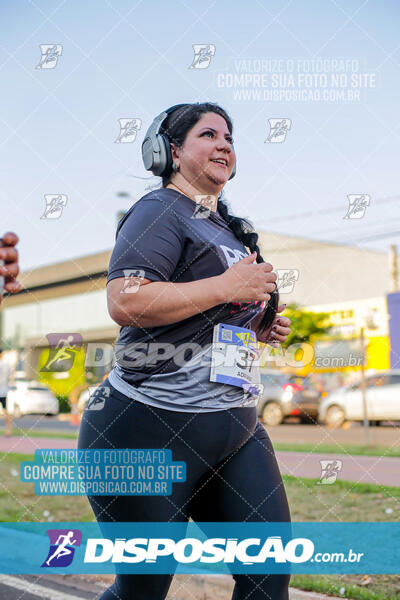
[
  {"xmin": 305, "ymin": 217, "xmax": 400, "ymax": 240},
  {"xmin": 354, "ymin": 230, "xmax": 400, "ymax": 242},
  {"xmin": 259, "ymin": 194, "xmax": 399, "ymax": 224},
  {"xmin": 258, "ymin": 227, "xmax": 398, "ymax": 252}
]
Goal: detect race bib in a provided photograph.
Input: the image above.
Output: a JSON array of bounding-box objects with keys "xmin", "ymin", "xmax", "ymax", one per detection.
[{"xmin": 209, "ymin": 323, "xmax": 262, "ymax": 397}]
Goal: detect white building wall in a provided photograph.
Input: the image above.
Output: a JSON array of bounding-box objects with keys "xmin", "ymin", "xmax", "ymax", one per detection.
[
  {"xmin": 258, "ymin": 232, "xmax": 391, "ymax": 305},
  {"xmin": 3, "ymin": 289, "xmax": 114, "ymax": 344}
]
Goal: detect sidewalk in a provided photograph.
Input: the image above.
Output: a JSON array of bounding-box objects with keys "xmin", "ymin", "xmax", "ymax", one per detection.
[
  {"xmin": 276, "ymin": 450, "xmax": 400, "ymax": 487},
  {"xmin": 0, "ymin": 435, "xmax": 77, "ymax": 454}
]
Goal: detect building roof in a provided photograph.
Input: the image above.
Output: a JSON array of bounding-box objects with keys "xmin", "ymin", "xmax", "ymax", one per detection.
[{"xmin": 5, "ymin": 232, "xmax": 393, "ymax": 307}]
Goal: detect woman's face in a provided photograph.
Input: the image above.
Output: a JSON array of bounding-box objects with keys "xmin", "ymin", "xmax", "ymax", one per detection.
[{"xmin": 173, "ymin": 112, "xmax": 235, "ymax": 188}]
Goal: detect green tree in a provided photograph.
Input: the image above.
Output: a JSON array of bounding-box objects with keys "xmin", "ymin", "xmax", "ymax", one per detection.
[{"xmin": 282, "ymin": 302, "xmax": 332, "ymax": 348}]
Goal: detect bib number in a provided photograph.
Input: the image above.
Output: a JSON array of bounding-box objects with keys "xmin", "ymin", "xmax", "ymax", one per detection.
[{"xmin": 210, "ymin": 323, "xmax": 262, "ymax": 397}]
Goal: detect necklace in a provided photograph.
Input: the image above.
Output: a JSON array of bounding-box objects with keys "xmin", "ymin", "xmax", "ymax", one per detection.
[{"xmin": 166, "ymin": 182, "xmax": 192, "ymax": 199}]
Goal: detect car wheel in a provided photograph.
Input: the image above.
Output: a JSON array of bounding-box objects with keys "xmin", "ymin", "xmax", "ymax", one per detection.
[
  {"xmin": 13, "ymin": 404, "xmax": 22, "ymax": 419},
  {"xmin": 262, "ymin": 402, "xmax": 284, "ymax": 426},
  {"xmin": 325, "ymin": 405, "xmax": 345, "ymax": 428}
]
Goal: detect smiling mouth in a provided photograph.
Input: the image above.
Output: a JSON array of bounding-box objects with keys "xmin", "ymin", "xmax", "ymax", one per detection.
[{"xmin": 210, "ymin": 160, "xmax": 228, "ymax": 168}]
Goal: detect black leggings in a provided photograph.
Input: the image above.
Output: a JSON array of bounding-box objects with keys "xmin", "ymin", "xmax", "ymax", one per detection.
[{"xmin": 78, "ymin": 379, "xmax": 291, "ymax": 599}]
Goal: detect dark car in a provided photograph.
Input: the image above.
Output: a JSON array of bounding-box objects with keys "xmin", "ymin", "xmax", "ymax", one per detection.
[
  {"xmin": 257, "ymin": 371, "xmax": 321, "ymax": 426},
  {"xmin": 283, "ymin": 375, "xmax": 322, "ymax": 424}
]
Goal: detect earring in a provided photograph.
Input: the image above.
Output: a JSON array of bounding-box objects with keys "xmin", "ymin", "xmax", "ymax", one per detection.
[{"xmin": 172, "ymin": 162, "xmax": 179, "ymax": 172}]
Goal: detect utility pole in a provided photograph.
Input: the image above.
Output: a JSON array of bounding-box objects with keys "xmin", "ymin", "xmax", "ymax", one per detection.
[
  {"xmin": 360, "ymin": 327, "xmax": 370, "ymax": 446},
  {"xmin": 389, "ymin": 244, "xmax": 398, "ymax": 292},
  {"xmin": 116, "ymin": 191, "xmax": 130, "ymax": 227}
]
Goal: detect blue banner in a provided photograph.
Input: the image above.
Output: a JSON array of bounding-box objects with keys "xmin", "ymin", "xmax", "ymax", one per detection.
[{"xmin": 0, "ymin": 522, "xmax": 398, "ymax": 574}]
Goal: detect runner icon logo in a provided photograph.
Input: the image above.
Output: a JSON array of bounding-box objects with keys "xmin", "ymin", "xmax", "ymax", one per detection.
[
  {"xmin": 276, "ymin": 269, "xmax": 299, "ymax": 294},
  {"xmin": 40, "ymin": 333, "xmax": 83, "ymax": 373},
  {"xmin": 115, "ymin": 118, "xmax": 142, "ymax": 144},
  {"xmin": 343, "ymin": 194, "xmax": 370, "ymax": 220},
  {"xmin": 188, "ymin": 44, "xmax": 216, "ymax": 69},
  {"xmin": 42, "ymin": 529, "xmax": 82, "ymax": 567},
  {"xmin": 318, "ymin": 459, "xmax": 343, "ymax": 485},
  {"xmin": 86, "ymin": 386, "xmax": 111, "ymax": 411},
  {"xmin": 36, "ymin": 44, "xmax": 63, "ymax": 69},
  {"xmin": 265, "ymin": 118, "xmax": 292, "ymax": 143}
]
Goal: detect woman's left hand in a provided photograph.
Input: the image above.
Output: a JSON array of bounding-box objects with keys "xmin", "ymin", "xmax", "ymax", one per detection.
[{"xmin": 254, "ymin": 304, "xmax": 291, "ymax": 347}]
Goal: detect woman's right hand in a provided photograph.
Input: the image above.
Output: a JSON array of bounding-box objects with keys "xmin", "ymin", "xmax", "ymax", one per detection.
[{"xmin": 217, "ymin": 252, "xmax": 277, "ymax": 304}]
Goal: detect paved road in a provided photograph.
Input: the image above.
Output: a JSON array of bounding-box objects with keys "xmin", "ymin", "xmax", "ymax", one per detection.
[{"xmin": 0, "ymin": 415, "xmax": 78, "ymax": 433}]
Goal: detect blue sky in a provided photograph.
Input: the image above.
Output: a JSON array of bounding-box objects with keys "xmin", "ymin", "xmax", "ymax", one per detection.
[{"xmin": 1, "ymin": 0, "xmax": 399, "ymax": 272}]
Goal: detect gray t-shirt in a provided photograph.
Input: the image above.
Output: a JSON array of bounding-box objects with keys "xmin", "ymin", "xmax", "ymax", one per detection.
[{"xmin": 107, "ymin": 188, "xmax": 264, "ymax": 412}]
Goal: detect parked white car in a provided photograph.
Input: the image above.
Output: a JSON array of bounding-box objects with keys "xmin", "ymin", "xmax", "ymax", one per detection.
[
  {"xmin": 319, "ymin": 370, "xmax": 400, "ymax": 428},
  {"xmin": 5, "ymin": 380, "xmax": 59, "ymax": 418}
]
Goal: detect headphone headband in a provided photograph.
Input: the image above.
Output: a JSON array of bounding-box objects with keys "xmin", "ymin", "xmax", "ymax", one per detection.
[{"xmin": 141, "ymin": 103, "xmax": 236, "ymax": 180}]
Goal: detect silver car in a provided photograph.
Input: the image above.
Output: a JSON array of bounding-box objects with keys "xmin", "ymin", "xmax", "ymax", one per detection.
[{"xmin": 319, "ymin": 369, "xmax": 400, "ymax": 428}]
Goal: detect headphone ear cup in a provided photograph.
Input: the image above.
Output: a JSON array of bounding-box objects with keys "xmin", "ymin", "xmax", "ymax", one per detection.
[
  {"xmin": 142, "ymin": 132, "xmax": 171, "ymax": 177},
  {"xmin": 160, "ymin": 133, "xmax": 173, "ymax": 176},
  {"xmin": 142, "ymin": 137, "xmax": 156, "ymax": 172}
]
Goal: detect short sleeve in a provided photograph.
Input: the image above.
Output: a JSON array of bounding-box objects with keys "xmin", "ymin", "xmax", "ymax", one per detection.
[{"xmin": 107, "ymin": 198, "xmax": 184, "ymax": 284}]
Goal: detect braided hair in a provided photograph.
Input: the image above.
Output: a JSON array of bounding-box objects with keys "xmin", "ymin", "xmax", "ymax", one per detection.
[{"xmin": 158, "ymin": 102, "xmax": 279, "ymax": 334}]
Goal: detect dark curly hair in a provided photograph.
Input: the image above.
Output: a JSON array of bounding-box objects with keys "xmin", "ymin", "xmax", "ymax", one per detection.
[{"xmin": 158, "ymin": 102, "xmax": 279, "ymax": 335}]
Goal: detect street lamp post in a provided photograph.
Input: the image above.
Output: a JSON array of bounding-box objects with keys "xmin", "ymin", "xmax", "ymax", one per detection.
[{"xmin": 360, "ymin": 327, "xmax": 370, "ymax": 446}]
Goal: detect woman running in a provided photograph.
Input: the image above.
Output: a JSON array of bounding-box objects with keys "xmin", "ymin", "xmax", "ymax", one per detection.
[{"xmin": 78, "ymin": 102, "xmax": 292, "ymax": 599}]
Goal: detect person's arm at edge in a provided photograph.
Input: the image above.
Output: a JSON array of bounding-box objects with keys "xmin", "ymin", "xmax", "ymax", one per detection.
[{"xmin": 0, "ymin": 232, "xmax": 21, "ymax": 303}]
